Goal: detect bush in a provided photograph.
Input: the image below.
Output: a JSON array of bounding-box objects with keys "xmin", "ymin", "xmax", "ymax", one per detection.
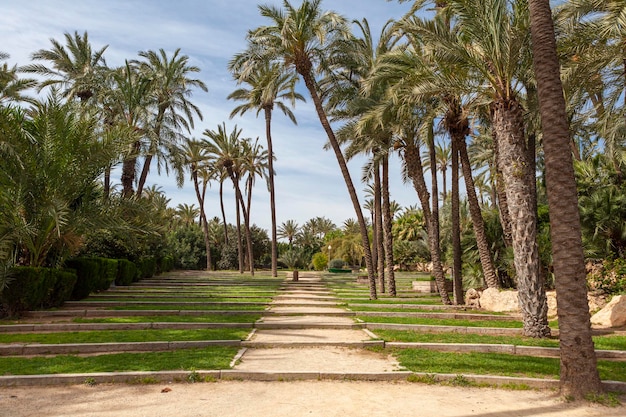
[
  {"xmin": 67, "ymin": 257, "xmax": 117, "ymax": 300},
  {"xmin": 1, "ymin": 267, "xmax": 77, "ymax": 316},
  {"xmin": 47, "ymin": 269, "xmax": 78, "ymax": 308},
  {"xmin": 328, "ymin": 259, "xmax": 345, "ymax": 269},
  {"xmin": 116, "ymin": 259, "xmax": 137, "ymax": 286},
  {"xmin": 311, "ymin": 252, "xmax": 328, "ymax": 271},
  {"xmin": 588, "ymin": 258, "xmax": 626, "ymax": 295},
  {"xmin": 157, "ymin": 256, "xmax": 174, "ymax": 274},
  {"xmin": 136, "ymin": 257, "xmax": 157, "ymax": 280}
]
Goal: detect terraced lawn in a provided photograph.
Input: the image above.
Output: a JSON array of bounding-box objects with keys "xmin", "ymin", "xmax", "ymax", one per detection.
[{"xmin": 0, "ymin": 347, "xmax": 239, "ymax": 375}]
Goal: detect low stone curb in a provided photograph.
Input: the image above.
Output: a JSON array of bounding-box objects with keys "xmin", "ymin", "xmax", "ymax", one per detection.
[
  {"xmin": 64, "ymin": 301, "xmax": 269, "ymax": 308},
  {"xmin": 24, "ymin": 310, "xmax": 267, "ymax": 318},
  {"xmin": 357, "ymin": 311, "xmax": 518, "ymax": 321},
  {"xmin": 364, "ymin": 322, "xmax": 524, "ymax": 336},
  {"xmin": 0, "ymin": 370, "xmax": 624, "ymax": 393},
  {"xmin": 240, "ymin": 340, "xmax": 385, "ymax": 349},
  {"xmin": 0, "ymin": 322, "xmax": 254, "ymax": 333}
]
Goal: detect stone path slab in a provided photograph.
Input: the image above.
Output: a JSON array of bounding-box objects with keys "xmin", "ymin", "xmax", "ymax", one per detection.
[{"xmin": 234, "ymin": 347, "xmax": 402, "ymax": 372}]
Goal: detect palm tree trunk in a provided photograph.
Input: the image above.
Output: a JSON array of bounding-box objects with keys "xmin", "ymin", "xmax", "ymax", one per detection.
[
  {"xmin": 219, "ymin": 180, "xmax": 229, "ymax": 245},
  {"xmin": 374, "ymin": 162, "xmax": 385, "ymax": 294},
  {"xmin": 230, "ymin": 170, "xmax": 254, "ymax": 276},
  {"xmin": 493, "ymin": 132, "xmax": 513, "ymax": 248},
  {"xmin": 451, "ymin": 135, "xmax": 463, "ymax": 304},
  {"xmin": 528, "ymin": 0, "xmax": 602, "ymax": 396},
  {"xmin": 427, "ymin": 123, "xmax": 452, "ymax": 305},
  {"xmin": 235, "ymin": 196, "xmax": 244, "ymax": 274},
  {"xmin": 135, "ymin": 153, "xmax": 153, "ymax": 197},
  {"xmin": 382, "ymin": 155, "xmax": 396, "ymax": 297},
  {"xmin": 192, "ymin": 170, "xmax": 212, "ymax": 271},
  {"xmin": 300, "ymin": 71, "xmax": 376, "ymax": 299},
  {"xmin": 263, "ymin": 107, "xmax": 278, "ymax": 277},
  {"xmin": 458, "ymin": 136, "xmax": 499, "ymax": 289},
  {"xmin": 104, "ymin": 165, "xmax": 111, "ymax": 200},
  {"xmin": 492, "ymin": 99, "xmax": 550, "ymax": 338},
  {"xmin": 403, "ymin": 138, "xmax": 450, "ymax": 303}
]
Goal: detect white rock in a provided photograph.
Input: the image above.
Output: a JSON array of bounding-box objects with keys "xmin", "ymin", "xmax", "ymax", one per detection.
[
  {"xmin": 479, "ymin": 287, "xmax": 519, "ymax": 312},
  {"xmin": 591, "ymin": 295, "xmax": 626, "ymax": 328}
]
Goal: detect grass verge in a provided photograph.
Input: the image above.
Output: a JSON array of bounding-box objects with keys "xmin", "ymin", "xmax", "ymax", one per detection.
[
  {"xmin": 0, "ymin": 328, "xmax": 249, "ymax": 344},
  {"xmin": 0, "ymin": 347, "xmax": 238, "ymax": 375},
  {"xmin": 392, "ymin": 348, "xmax": 626, "ymax": 382}
]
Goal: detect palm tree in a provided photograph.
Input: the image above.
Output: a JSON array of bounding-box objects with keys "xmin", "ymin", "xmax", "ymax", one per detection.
[
  {"xmin": 1, "ymin": 94, "xmax": 113, "ymax": 267},
  {"xmin": 278, "ymin": 220, "xmax": 300, "ymax": 248},
  {"xmin": 326, "ymin": 18, "xmax": 399, "ymax": 296},
  {"xmin": 240, "ymin": 137, "xmax": 269, "ymax": 270},
  {"xmin": 179, "ymin": 138, "xmax": 213, "ymax": 270},
  {"xmin": 134, "ymin": 48, "xmax": 207, "ymax": 197},
  {"xmin": 528, "ymin": 0, "xmax": 603, "ymax": 397},
  {"xmin": 203, "ymin": 123, "xmax": 255, "ymax": 275},
  {"xmin": 106, "ymin": 62, "xmax": 151, "ymax": 198},
  {"xmin": 23, "ymin": 31, "xmax": 108, "ymax": 102},
  {"xmin": 227, "ymin": 60, "xmax": 304, "ymax": 278},
  {"xmin": 236, "ymin": 0, "xmax": 377, "ymax": 298},
  {"xmin": 175, "ymin": 203, "xmax": 200, "ymax": 227},
  {"xmin": 0, "ymin": 53, "xmax": 36, "ymax": 105}
]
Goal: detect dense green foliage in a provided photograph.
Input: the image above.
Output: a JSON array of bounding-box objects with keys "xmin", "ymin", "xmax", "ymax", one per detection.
[{"xmin": 0, "ymin": 267, "xmax": 76, "ymax": 316}]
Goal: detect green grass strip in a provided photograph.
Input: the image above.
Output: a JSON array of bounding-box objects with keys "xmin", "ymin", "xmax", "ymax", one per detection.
[
  {"xmin": 393, "ymin": 348, "xmax": 626, "ymax": 382},
  {"xmin": 0, "ymin": 347, "xmax": 238, "ymax": 375},
  {"xmin": 374, "ymin": 329, "xmax": 626, "ymax": 351},
  {"xmin": 360, "ymin": 316, "xmax": 525, "ymax": 328},
  {"xmin": 73, "ymin": 314, "xmax": 262, "ymax": 324},
  {"xmin": 0, "ymin": 328, "xmax": 250, "ymax": 344}
]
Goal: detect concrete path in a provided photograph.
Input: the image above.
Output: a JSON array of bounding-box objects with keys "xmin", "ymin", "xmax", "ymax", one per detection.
[{"xmin": 233, "ymin": 272, "xmax": 402, "ymax": 373}]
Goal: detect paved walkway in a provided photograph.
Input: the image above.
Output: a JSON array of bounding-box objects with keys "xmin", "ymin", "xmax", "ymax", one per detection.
[{"xmin": 233, "ymin": 272, "xmax": 402, "ymax": 373}]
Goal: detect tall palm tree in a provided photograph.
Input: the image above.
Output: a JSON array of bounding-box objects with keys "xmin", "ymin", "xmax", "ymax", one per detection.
[
  {"xmin": 203, "ymin": 123, "xmax": 255, "ymax": 275},
  {"xmin": 134, "ymin": 48, "xmax": 207, "ymax": 197},
  {"xmin": 23, "ymin": 31, "xmax": 108, "ymax": 102},
  {"xmin": 106, "ymin": 62, "xmax": 151, "ymax": 198},
  {"xmin": 528, "ymin": 0, "xmax": 603, "ymax": 397},
  {"xmin": 327, "ymin": 18, "xmax": 399, "ymax": 296},
  {"xmin": 236, "ymin": 0, "xmax": 377, "ymax": 298},
  {"xmin": 240, "ymin": 137, "xmax": 268, "ymax": 270},
  {"xmin": 179, "ymin": 138, "xmax": 213, "ymax": 270},
  {"xmin": 227, "ymin": 61, "xmax": 304, "ymax": 277}
]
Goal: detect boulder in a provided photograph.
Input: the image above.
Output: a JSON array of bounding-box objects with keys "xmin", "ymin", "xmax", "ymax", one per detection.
[
  {"xmin": 591, "ymin": 295, "xmax": 626, "ymax": 328},
  {"xmin": 465, "ymin": 288, "xmax": 481, "ymax": 309},
  {"xmin": 479, "ymin": 287, "xmax": 520, "ymax": 312}
]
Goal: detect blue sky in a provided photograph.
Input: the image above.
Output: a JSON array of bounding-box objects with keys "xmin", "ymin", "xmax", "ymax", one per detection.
[{"xmin": 1, "ymin": 0, "xmax": 427, "ymax": 233}]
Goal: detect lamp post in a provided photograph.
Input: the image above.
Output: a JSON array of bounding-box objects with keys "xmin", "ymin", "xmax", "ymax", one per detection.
[{"xmin": 327, "ymin": 245, "xmax": 332, "ymax": 269}]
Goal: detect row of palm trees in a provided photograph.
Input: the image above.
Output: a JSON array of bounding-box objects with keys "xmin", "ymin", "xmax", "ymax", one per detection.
[{"xmin": 224, "ymin": 0, "xmax": 617, "ymax": 397}]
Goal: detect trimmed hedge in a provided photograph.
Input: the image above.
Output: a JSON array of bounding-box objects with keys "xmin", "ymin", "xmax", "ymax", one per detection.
[
  {"xmin": 116, "ymin": 259, "xmax": 137, "ymax": 286},
  {"xmin": 1, "ymin": 267, "xmax": 77, "ymax": 316},
  {"xmin": 157, "ymin": 256, "xmax": 174, "ymax": 274},
  {"xmin": 66, "ymin": 257, "xmax": 118, "ymax": 300},
  {"xmin": 136, "ymin": 257, "xmax": 157, "ymax": 281}
]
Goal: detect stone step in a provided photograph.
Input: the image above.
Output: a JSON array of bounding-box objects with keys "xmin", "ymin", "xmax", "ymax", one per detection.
[{"xmin": 64, "ymin": 301, "xmax": 268, "ymax": 308}]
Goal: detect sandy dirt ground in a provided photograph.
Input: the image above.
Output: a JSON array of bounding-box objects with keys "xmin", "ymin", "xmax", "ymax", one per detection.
[{"xmin": 1, "ymin": 380, "xmax": 624, "ymax": 417}]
